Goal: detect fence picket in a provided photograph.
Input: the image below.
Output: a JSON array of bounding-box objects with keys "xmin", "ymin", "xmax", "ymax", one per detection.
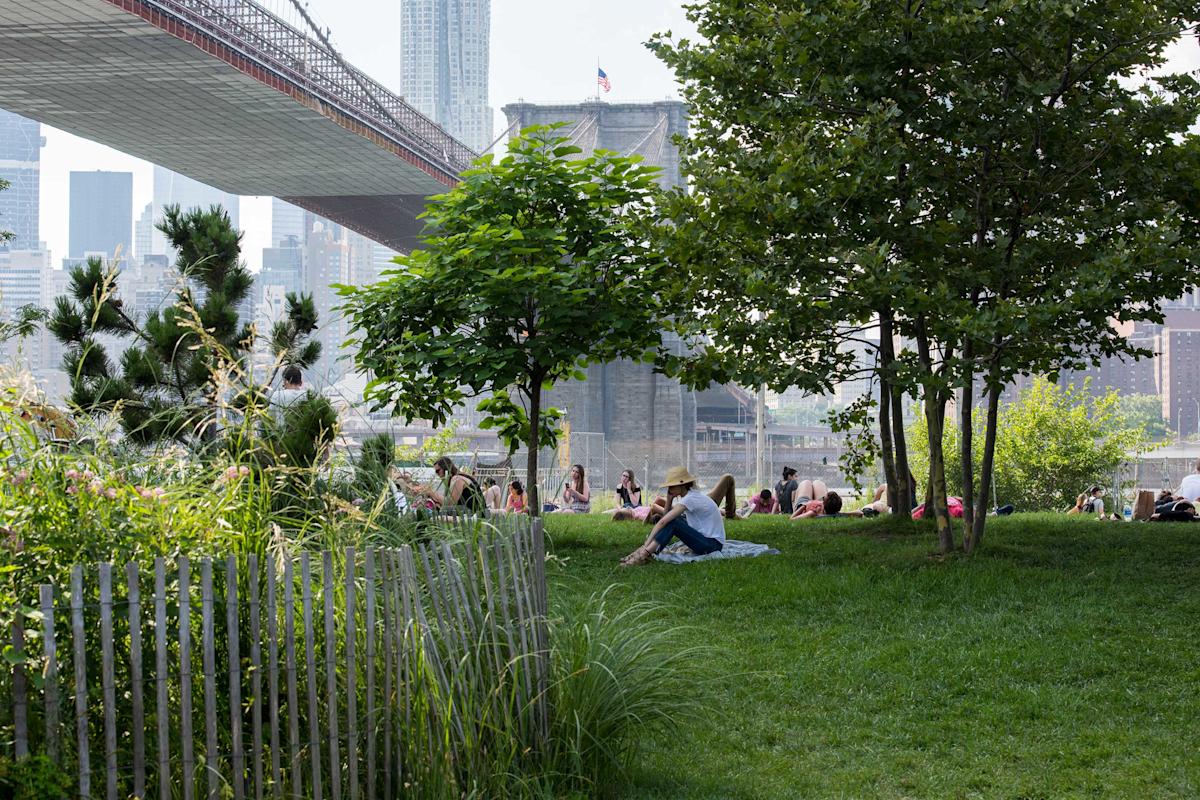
[
  {"xmin": 99, "ymin": 563, "xmax": 118, "ymax": 800},
  {"xmin": 380, "ymin": 552, "xmax": 393, "ymax": 800},
  {"xmin": 12, "ymin": 620, "xmax": 28, "ymax": 760},
  {"xmin": 5, "ymin": 526, "xmax": 548, "ymax": 799},
  {"xmin": 344, "ymin": 548, "xmax": 358, "ymax": 800},
  {"xmin": 154, "ymin": 559, "xmax": 169, "ymax": 800},
  {"xmin": 38, "ymin": 585, "xmax": 59, "ymax": 764},
  {"xmin": 71, "ymin": 565, "xmax": 90, "ymax": 800},
  {"xmin": 283, "ymin": 558, "xmax": 301, "ymax": 799},
  {"xmin": 363, "ymin": 550, "xmax": 376, "ymax": 800},
  {"xmin": 248, "ymin": 555, "xmax": 264, "ymax": 800},
  {"xmin": 180, "ymin": 557, "xmax": 195, "ymax": 800},
  {"xmin": 126, "ymin": 562, "xmax": 146, "ymax": 798},
  {"xmin": 300, "ymin": 553, "xmax": 323, "ymax": 800},
  {"xmin": 322, "ymin": 551, "xmax": 342, "ymax": 800},
  {"xmin": 266, "ymin": 561, "xmax": 282, "ymax": 798},
  {"xmin": 226, "ymin": 556, "xmax": 245, "ymax": 800},
  {"xmin": 201, "ymin": 560, "xmax": 218, "ymax": 800}
]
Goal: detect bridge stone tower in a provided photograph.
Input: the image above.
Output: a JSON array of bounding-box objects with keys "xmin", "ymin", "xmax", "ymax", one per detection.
[{"xmin": 500, "ymin": 100, "xmax": 694, "ymax": 488}]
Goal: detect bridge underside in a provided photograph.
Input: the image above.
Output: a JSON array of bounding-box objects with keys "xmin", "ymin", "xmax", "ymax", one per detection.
[{"xmin": 0, "ymin": 0, "xmax": 461, "ymax": 251}]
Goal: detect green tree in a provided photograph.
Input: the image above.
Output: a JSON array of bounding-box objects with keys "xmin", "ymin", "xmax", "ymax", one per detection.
[
  {"xmin": 48, "ymin": 205, "xmax": 323, "ymax": 444},
  {"xmin": 1115, "ymin": 393, "xmax": 1171, "ymax": 443},
  {"xmin": 0, "ymin": 175, "xmax": 12, "ymax": 246},
  {"xmin": 340, "ymin": 125, "xmax": 669, "ymax": 511},
  {"xmin": 652, "ymin": 0, "xmax": 1200, "ymax": 552},
  {"xmin": 909, "ymin": 380, "xmax": 1150, "ymax": 512}
]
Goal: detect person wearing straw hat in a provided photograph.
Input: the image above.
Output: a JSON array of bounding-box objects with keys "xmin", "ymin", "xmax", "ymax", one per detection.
[{"xmin": 619, "ymin": 466, "xmax": 726, "ymax": 566}]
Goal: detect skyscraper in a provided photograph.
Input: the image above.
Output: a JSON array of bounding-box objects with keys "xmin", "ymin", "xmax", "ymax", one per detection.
[
  {"xmin": 271, "ymin": 198, "xmax": 308, "ymax": 247},
  {"xmin": 0, "ymin": 110, "xmax": 43, "ymax": 251},
  {"xmin": 69, "ymin": 171, "xmax": 133, "ymax": 260},
  {"xmin": 147, "ymin": 166, "xmax": 240, "ymax": 256},
  {"xmin": 400, "ymin": 0, "xmax": 492, "ymax": 152}
]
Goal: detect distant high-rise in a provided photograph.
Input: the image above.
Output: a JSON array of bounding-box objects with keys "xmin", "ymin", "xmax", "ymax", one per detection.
[
  {"xmin": 148, "ymin": 166, "xmax": 239, "ymax": 255},
  {"xmin": 69, "ymin": 171, "xmax": 133, "ymax": 260},
  {"xmin": 271, "ymin": 198, "xmax": 308, "ymax": 247},
  {"xmin": 0, "ymin": 110, "xmax": 43, "ymax": 251},
  {"xmin": 400, "ymin": 0, "xmax": 492, "ymax": 152}
]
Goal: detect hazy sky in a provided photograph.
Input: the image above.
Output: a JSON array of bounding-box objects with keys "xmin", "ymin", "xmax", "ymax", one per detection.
[
  {"xmin": 36, "ymin": 0, "xmax": 697, "ymax": 270},
  {"xmin": 33, "ymin": 4, "xmax": 1199, "ymax": 271}
]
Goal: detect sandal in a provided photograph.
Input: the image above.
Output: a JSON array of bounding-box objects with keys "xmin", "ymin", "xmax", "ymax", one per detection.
[{"xmin": 619, "ymin": 546, "xmax": 655, "ymax": 567}]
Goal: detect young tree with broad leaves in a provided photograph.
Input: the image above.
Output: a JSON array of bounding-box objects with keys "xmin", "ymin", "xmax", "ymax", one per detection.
[
  {"xmin": 340, "ymin": 125, "xmax": 670, "ymax": 513},
  {"xmin": 653, "ymin": 0, "xmax": 1200, "ymax": 552}
]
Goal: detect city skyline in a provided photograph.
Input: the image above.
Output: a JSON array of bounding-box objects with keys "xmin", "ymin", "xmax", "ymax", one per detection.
[{"xmin": 27, "ymin": 0, "xmax": 697, "ymax": 273}]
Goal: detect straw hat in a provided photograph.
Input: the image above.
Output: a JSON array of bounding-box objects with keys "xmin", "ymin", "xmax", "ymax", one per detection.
[{"xmin": 660, "ymin": 466, "xmax": 698, "ymax": 488}]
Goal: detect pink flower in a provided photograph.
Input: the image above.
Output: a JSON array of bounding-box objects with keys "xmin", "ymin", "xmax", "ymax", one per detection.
[
  {"xmin": 238, "ymin": 465, "xmax": 250, "ymax": 477},
  {"xmin": 9, "ymin": 470, "xmax": 29, "ymax": 486},
  {"xmin": 66, "ymin": 485, "xmax": 78, "ymax": 495},
  {"xmin": 104, "ymin": 487, "xmax": 118, "ymax": 500},
  {"xmin": 65, "ymin": 469, "xmax": 80, "ymax": 481},
  {"xmin": 88, "ymin": 480, "xmax": 103, "ymax": 495},
  {"xmin": 82, "ymin": 470, "xmax": 95, "ymax": 481}
]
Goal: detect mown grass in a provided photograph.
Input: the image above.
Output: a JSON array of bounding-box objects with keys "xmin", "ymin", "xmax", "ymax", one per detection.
[{"xmin": 542, "ymin": 513, "xmax": 1200, "ymax": 799}]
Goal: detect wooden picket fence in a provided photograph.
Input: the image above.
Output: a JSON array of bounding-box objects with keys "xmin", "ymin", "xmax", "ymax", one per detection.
[{"xmin": 2, "ymin": 515, "xmax": 548, "ymax": 799}]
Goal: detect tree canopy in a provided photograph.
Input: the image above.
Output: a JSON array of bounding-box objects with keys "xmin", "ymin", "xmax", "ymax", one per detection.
[
  {"xmin": 340, "ymin": 125, "xmax": 671, "ymax": 507},
  {"xmin": 653, "ymin": 0, "xmax": 1200, "ymax": 551}
]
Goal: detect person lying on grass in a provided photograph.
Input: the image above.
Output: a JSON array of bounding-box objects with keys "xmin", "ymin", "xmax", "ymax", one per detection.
[
  {"xmin": 737, "ymin": 488, "xmax": 776, "ymax": 518},
  {"xmin": 619, "ymin": 467, "xmax": 726, "ymax": 566}
]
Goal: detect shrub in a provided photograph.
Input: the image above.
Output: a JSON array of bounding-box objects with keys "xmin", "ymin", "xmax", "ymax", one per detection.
[
  {"xmin": 0, "ymin": 755, "xmax": 72, "ymax": 800},
  {"xmin": 908, "ymin": 379, "xmax": 1150, "ymax": 511}
]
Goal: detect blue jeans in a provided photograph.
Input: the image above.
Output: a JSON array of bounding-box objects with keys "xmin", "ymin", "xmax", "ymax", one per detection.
[{"xmin": 653, "ymin": 516, "xmax": 723, "ymax": 555}]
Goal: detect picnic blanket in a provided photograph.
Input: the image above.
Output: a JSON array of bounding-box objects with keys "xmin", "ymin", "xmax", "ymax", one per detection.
[{"xmin": 653, "ymin": 539, "xmax": 780, "ymax": 565}]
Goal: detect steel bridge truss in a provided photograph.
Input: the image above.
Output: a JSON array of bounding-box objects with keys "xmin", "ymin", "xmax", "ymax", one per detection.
[{"xmin": 114, "ymin": 0, "xmax": 477, "ymax": 183}]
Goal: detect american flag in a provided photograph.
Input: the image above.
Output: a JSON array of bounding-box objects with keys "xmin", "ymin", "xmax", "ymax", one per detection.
[{"xmin": 597, "ymin": 67, "xmax": 611, "ymax": 93}]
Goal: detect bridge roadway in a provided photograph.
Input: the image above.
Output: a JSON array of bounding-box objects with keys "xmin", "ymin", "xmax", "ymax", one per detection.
[{"xmin": 0, "ymin": 0, "xmax": 478, "ymax": 251}]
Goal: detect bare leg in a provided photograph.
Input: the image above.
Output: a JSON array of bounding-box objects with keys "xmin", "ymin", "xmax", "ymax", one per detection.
[
  {"xmin": 796, "ymin": 480, "xmax": 814, "ymax": 503},
  {"xmin": 874, "ymin": 483, "xmax": 887, "ymax": 502},
  {"xmin": 812, "ymin": 480, "xmax": 828, "ymax": 501},
  {"xmin": 707, "ymin": 474, "xmax": 738, "ymax": 518}
]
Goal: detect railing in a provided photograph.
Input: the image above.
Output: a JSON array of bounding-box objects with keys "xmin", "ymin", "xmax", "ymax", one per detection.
[
  {"xmin": 0, "ymin": 516, "xmax": 547, "ymax": 798},
  {"xmin": 127, "ymin": 0, "xmax": 478, "ymax": 180}
]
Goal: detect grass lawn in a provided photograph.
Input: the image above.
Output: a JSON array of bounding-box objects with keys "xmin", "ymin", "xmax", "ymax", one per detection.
[{"xmin": 542, "ymin": 513, "xmax": 1200, "ymax": 799}]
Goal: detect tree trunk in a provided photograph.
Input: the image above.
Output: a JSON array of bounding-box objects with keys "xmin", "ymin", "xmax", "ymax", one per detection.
[
  {"xmin": 878, "ymin": 351, "xmax": 899, "ymax": 512},
  {"xmin": 967, "ymin": 366, "xmax": 1002, "ymax": 553},
  {"xmin": 924, "ymin": 390, "xmax": 955, "ymax": 553},
  {"xmin": 916, "ymin": 321, "xmax": 954, "ymax": 552},
  {"xmin": 959, "ymin": 341, "xmax": 976, "ymax": 541},
  {"xmin": 891, "ymin": 381, "xmax": 912, "ymax": 515},
  {"xmin": 527, "ymin": 383, "xmax": 542, "ymax": 517}
]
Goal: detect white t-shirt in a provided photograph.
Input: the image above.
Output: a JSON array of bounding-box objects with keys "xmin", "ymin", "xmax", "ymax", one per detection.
[
  {"xmin": 677, "ymin": 488, "xmax": 725, "ymax": 542},
  {"xmin": 1178, "ymin": 474, "xmax": 1200, "ymax": 501},
  {"xmin": 269, "ymin": 386, "xmax": 307, "ymax": 421}
]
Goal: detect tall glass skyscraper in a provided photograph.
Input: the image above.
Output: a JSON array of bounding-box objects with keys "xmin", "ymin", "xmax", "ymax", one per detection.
[
  {"xmin": 0, "ymin": 110, "xmax": 43, "ymax": 252},
  {"xmin": 400, "ymin": 0, "xmax": 492, "ymax": 152},
  {"xmin": 69, "ymin": 171, "xmax": 133, "ymax": 260}
]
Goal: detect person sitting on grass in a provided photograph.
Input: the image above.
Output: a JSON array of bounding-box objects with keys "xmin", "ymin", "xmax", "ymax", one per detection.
[
  {"xmin": 505, "ymin": 480, "xmax": 528, "ymax": 514},
  {"xmin": 482, "ymin": 477, "xmax": 503, "ymax": 511},
  {"xmin": 619, "ymin": 467, "xmax": 726, "ymax": 566},
  {"xmin": 1176, "ymin": 460, "xmax": 1200, "ymax": 502},
  {"xmin": 394, "ymin": 456, "xmax": 486, "ymax": 514},
  {"xmin": 1066, "ymin": 486, "xmax": 1115, "ymax": 519},
  {"xmin": 553, "ymin": 464, "xmax": 592, "ymax": 513},
  {"xmin": 615, "ymin": 469, "xmax": 643, "ymax": 509},
  {"xmin": 774, "ymin": 466, "xmax": 799, "ymax": 515}
]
